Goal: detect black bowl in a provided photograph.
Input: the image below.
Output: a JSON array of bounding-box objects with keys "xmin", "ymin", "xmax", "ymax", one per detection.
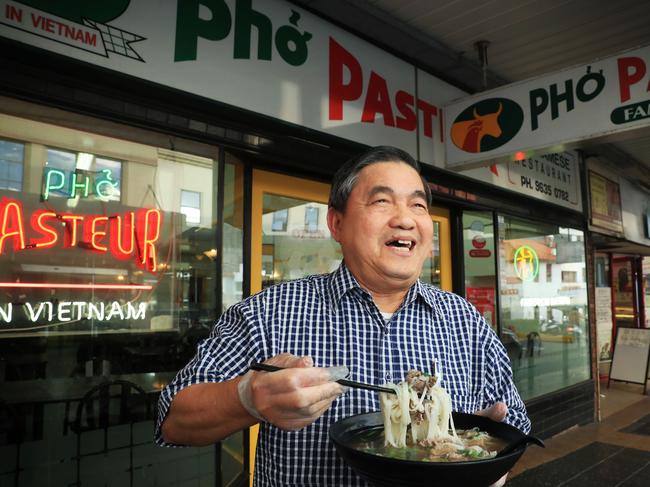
[{"xmin": 330, "ymin": 411, "xmax": 536, "ymax": 487}]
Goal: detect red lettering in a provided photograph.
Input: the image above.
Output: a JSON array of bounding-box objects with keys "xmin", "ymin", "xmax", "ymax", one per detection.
[
  {"xmin": 30, "ymin": 210, "xmax": 58, "ymax": 249},
  {"xmin": 329, "ymin": 38, "xmax": 363, "ymax": 120},
  {"xmin": 88, "ymin": 216, "xmax": 108, "ymax": 252},
  {"xmin": 136, "ymin": 209, "xmax": 162, "ymax": 273},
  {"xmin": 61, "ymin": 214, "xmax": 83, "ymax": 247},
  {"xmin": 417, "ymin": 99, "xmax": 438, "ymax": 138},
  {"xmin": 6, "ymin": 5, "xmax": 23, "ymax": 22},
  {"xmin": 45, "ymin": 18, "xmax": 54, "ymax": 33},
  {"xmin": 362, "ymin": 72, "xmax": 395, "ymax": 126},
  {"xmin": 0, "ymin": 198, "xmax": 25, "ymax": 254},
  {"xmin": 110, "ymin": 212, "xmax": 136, "ymax": 260},
  {"xmin": 618, "ymin": 57, "xmax": 646, "ymax": 103},
  {"xmin": 86, "ymin": 32, "xmax": 97, "ymax": 46},
  {"xmin": 395, "ymin": 90, "xmax": 416, "ymax": 131}
]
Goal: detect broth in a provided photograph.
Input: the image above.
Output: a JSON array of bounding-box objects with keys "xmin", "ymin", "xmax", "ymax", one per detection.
[{"xmin": 349, "ymin": 427, "xmax": 507, "ymax": 463}]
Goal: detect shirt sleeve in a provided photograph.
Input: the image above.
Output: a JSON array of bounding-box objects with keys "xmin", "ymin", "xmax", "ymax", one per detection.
[
  {"xmin": 482, "ymin": 323, "xmax": 531, "ymax": 434},
  {"xmin": 154, "ymin": 298, "xmax": 266, "ymax": 446}
]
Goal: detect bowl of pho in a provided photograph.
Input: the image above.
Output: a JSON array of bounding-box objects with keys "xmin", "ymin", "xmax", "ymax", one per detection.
[{"xmin": 330, "ymin": 370, "xmax": 542, "ymax": 487}]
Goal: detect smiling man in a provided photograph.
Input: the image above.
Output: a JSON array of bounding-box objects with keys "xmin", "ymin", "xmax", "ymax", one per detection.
[{"xmin": 156, "ymin": 146, "xmax": 530, "ymax": 487}]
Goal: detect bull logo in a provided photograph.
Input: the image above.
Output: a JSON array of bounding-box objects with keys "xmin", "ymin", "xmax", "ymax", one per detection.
[{"xmin": 451, "ymin": 98, "xmax": 523, "ymax": 153}]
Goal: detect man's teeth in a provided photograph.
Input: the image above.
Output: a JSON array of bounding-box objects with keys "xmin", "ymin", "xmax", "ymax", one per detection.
[{"xmin": 389, "ymin": 240, "xmax": 413, "ymax": 250}]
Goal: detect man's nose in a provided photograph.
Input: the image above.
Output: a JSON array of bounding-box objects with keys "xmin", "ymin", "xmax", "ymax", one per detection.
[{"xmin": 389, "ymin": 204, "xmax": 416, "ymax": 228}]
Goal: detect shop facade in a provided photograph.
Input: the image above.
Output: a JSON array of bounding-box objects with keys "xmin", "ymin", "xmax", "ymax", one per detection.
[{"xmin": 0, "ymin": 1, "xmax": 604, "ymax": 485}]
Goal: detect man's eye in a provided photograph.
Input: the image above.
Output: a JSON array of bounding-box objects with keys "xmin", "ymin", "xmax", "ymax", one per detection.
[
  {"xmin": 372, "ymin": 199, "xmax": 389, "ymax": 204},
  {"xmin": 413, "ymin": 203, "xmax": 427, "ymax": 210}
]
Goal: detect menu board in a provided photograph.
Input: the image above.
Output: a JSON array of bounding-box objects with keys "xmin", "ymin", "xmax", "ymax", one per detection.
[
  {"xmin": 589, "ymin": 171, "xmax": 623, "ymax": 233},
  {"xmin": 609, "ymin": 328, "xmax": 650, "ymax": 393}
]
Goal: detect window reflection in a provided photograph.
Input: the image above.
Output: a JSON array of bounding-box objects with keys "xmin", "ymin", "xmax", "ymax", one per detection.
[
  {"xmin": 0, "ymin": 112, "xmax": 221, "ymax": 486},
  {"xmin": 262, "ymin": 195, "xmax": 341, "ymax": 288},
  {"xmin": 498, "ymin": 216, "xmax": 590, "ymax": 399},
  {"xmin": 462, "ymin": 211, "xmax": 496, "ymax": 329}
]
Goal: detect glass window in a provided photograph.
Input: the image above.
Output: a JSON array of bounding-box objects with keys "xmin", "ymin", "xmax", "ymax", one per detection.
[
  {"xmin": 463, "ymin": 211, "xmax": 497, "ymax": 330},
  {"xmin": 304, "ymin": 206, "xmax": 319, "ymax": 233},
  {"xmin": 0, "ymin": 139, "xmax": 24, "ymax": 191},
  {"xmin": 44, "ymin": 149, "xmax": 122, "ymax": 202},
  {"xmin": 498, "ymin": 215, "xmax": 590, "ymax": 400},
  {"xmin": 181, "ymin": 189, "xmax": 201, "ymax": 225},
  {"xmin": 262, "ymin": 195, "xmax": 341, "ymax": 288},
  {"xmin": 420, "ymin": 221, "xmax": 441, "ymax": 287},
  {"xmin": 271, "ymin": 208, "xmax": 288, "ymax": 232},
  {"xmin": 222, "ymin": 153, "xmax": 245, "ymax": 310},
  {"xmin": 0, "ymin": 111, "xmax": 220, "ymax": 487}
]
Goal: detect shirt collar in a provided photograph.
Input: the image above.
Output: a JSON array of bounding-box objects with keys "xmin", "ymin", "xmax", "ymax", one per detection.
[{"xmin": 327, "ymin": 262, "xmax": 436, "ymax": 312}]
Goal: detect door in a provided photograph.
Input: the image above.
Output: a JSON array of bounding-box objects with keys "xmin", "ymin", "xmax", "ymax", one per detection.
[{"xmin": 247, "ymin": 169, "xmax": 451, "ymax": 482}]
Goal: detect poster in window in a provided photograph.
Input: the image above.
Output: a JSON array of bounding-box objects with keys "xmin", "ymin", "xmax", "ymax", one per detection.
[{"xmin": 589, "ymin": 171, "xmax": 623, "ymax": 234}]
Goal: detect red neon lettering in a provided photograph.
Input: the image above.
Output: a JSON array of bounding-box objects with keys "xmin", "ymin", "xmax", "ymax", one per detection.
[
  {"xmin": 61, "ymin": 214, "xmax": 84, "ymax": 247},
  {"xmin": 30, "ymin": 210, "xmax": 58, "ymax": 249},
  {"xmin": 0, "ymin": 198, "xmax": 26, "ymax": 254},
  {"xmin": 618, "ymin": 57, "xmax": 647, "ymax": 103},
  {"xmin": 136, "ymin": 209, "xmax": 162, "ymax": 273},
  {"xmin": 329, "ymin": 38, "xmax": 363, "ymax": 120},
  {"xmin": 362, "ymin": 72, "xmax": 395, "ymax": 126},
  {"xmin": 110, "ymin": 212, "xmax": 135, "ymax": 260},
  {"xmin": 395, "ymin": 90, "xmax": 416, "ymax": 131},
  {"xmin": 417, "ymin": 99, "xmax": 438, "ymax": 138},
  {"xmin": 89, "ymin": 216, "xmax": 108, "ymax": 252}
]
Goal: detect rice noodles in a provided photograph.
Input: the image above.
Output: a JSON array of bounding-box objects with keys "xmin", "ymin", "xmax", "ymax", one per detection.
[{"xmin": 379, "ymin": 368, "xmax": 497, "ymax": 461}]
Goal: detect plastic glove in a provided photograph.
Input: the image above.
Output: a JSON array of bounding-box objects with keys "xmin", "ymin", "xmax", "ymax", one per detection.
[{"xmin": 237, "ymin": 353, "xmax": 348, "ymax": 430}]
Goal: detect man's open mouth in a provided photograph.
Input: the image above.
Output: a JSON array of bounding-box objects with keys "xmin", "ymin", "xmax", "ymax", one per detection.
[{"xmin": 386, "ymin": 239, "xmax": 415, "ymax": 251}]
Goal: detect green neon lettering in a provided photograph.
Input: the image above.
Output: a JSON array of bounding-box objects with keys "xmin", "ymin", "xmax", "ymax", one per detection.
[{"xmin": 43, "ymin": 169, "xmax": 66, "ymax": 200}]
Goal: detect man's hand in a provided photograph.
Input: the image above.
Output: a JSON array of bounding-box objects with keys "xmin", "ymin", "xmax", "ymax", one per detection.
[
  {"xmin": 238, "ymin": 353, "xmax": 348, "ymax": 431},
  {"xmin": 475, "ymin": 401, "xmax": 508, "ymax": 422},
  {"xmin": 475, "ymin": 402, "xmax": 508, "ymax": 487}
]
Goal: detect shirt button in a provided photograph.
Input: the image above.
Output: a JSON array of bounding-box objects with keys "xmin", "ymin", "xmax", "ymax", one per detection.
[{"xmin": 385, "ymin": 372, "xmax": 392, "ymax": 382}]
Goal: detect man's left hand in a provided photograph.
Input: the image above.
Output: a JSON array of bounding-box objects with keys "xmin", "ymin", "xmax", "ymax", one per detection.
[
  {"xmin": 475, "ymin": 402, "xmax": 508, "ymax": 487},
  {"xmin": 475, "ymin": 401, "xmax": 507, "ymax": 422}
]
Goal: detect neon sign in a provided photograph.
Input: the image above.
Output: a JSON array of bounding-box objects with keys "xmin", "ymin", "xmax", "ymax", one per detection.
[
  {"xmin": 42, "ymin": 168, "xmax": 119, "ymax": 200},
  {"xmin": 0, "ymin": 301, "xmax": 147, "ymax": 324},
  {"xmin": 0, "ymin": 197, "xmax": 162, "ymax": 274},
  {"xmin": 513, "ymin": 245, "xmax": 539, "ymax": 281}
]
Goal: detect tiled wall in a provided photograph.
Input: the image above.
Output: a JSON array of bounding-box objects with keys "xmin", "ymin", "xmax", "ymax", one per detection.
[{"xmin": 526, "ymin": 380, "xmax": 595, "ymax": 439}]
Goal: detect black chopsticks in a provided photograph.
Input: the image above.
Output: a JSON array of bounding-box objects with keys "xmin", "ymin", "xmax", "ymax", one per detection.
[{"xmin": 250, "ymin": 363, "xmax": 396, "ymax": 394}]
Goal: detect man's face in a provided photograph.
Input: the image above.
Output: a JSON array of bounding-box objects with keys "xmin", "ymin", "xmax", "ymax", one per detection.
[{"xmin": 327, "ymin": 161, "xmax": 434, "ymax": 292}]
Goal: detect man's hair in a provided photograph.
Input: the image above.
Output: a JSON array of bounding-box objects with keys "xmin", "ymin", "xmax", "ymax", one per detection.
[{"xmin": 328, "ymin": 146, "xmax": 432, "ymax": 211}]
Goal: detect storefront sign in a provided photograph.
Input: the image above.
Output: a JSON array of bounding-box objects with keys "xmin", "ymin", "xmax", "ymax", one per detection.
[
  {"xmin": 589, "ymin": 171, "xmax": 623, "ymax": 233},
  {"xmin": 0, "ymin": 300, "xmax": 147, "ymax": 324},
  {"xmin": 43, "ymin": 168, "xmax": 119, "ymax": 200},
  {"xmin": 0, "ymin": 0, "xmax": 466, "ymax": 166},
  {"xmin": 0, "ymin": 197, "xmax": 162, "ymax": 273},
  {"xmin": 459, "ymin": 150, "xmax": 581, "ymax": 211},
  {"xmin": 445, "ymin": 44, "xmax": 650, "ymax": 168},
  {"xmin": 466, "ymin": 287, "xmax": 495, "ymax": 325}
]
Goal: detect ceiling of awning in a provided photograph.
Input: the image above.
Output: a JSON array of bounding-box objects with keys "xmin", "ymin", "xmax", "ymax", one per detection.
[{"xmin": 294, "ymin": 0, "xmax": 650, "ymax": 187}]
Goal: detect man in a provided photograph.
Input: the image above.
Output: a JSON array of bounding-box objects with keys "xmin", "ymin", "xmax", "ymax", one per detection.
[{"xmin": 156, "ymin": 146, "xmax": 530, "ymax": 486}]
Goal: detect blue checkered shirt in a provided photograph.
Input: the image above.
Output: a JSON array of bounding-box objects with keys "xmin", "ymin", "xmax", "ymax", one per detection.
[{"xmin": 156, "ymin": 263, "xmax": 530, "ymax": 486}]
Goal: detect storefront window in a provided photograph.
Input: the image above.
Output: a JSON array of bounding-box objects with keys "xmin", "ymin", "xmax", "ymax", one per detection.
[
  {"xmin": 420, "ymin": 221, "xmax": 441, "ymax": 287},
  {"xmin": 463, "ymin": 211, "xmax": 497, "ymax": 329},
  {"xmin": 498, "ymin": 215, "xmax": 590, "ymax": 399},
  {"xmin": 261, "ymin": 195, "xmax": 341, "ymax": 288},
  {"xmin": 0, "ymin": 139, "xmax": 24, "ymax": 191},
  {"xmin": 0, "ymin": 111, "xmax": 221, "ymax": 486}
]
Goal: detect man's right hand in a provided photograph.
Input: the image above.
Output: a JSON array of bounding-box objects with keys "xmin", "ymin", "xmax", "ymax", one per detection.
[{"xmin": 237, "ymin": 353, "xmax": 348, "ymax": 431}]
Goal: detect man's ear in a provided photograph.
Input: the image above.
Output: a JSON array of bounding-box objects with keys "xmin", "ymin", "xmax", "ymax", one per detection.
[{"xmin": 327, "ymin": 207, "xmax": 342, "ymax": 243}]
